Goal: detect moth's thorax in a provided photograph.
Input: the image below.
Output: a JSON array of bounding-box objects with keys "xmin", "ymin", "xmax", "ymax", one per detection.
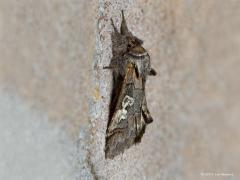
[
  {"xmin": 126, "ymin": 53, "xmax": 151, "ymax": 79},
  {"xmin": 128, "ymin": 46, "xmax": 147, "ymax": 57}
]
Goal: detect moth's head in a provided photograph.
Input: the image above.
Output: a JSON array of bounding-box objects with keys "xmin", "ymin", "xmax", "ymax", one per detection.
[
  {"xmin": 120, "ymin": 10, "xmax": 147, "ymax": 57},
  {"xmin": 110, "ymin": 10, "xmax": 148, "ymax": 57},
  {"xmin": 126, "ymin": 35, "xmax": 147, "ymax": 57}
]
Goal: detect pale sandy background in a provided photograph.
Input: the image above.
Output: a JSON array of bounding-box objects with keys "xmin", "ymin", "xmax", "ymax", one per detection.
[{"xmin": 0, "ymin": 0, "xmax": 239, "ymax": 180}]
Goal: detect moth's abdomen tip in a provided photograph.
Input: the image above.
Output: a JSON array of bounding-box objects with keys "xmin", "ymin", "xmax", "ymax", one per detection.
[
  {"xmin": 105, "ymin": 149, "xmax": 121, "ymax": 159},
  {"xmin": 105, "ymin": 152, "xmax": 114, "ymax": 159}
]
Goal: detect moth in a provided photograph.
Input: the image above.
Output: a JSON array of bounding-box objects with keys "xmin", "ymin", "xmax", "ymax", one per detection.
[{"xmin": 105, "ymin": 11, "xmax": 156, "ymax": 159}]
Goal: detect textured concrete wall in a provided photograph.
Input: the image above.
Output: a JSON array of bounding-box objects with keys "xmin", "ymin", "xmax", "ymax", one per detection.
[
  {"xmin": 0, "ymin": 0, "xmax": 240, "ymax": 180},
  {"xmin": 0, "ymin": 0, "xmax": 96, "ymax": 179}
]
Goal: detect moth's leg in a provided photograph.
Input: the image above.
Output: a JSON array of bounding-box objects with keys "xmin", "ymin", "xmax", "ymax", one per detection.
[
  {"xmin": 103, "ymin": 58, "xmax": 118, "ymax": 70},
  {"xmin": 141, "ymin": 94, "xmax": 153, "ymax": 124},
  {"xmin": 103, "ymin": 66, "xmax": 112, "ymax": 69},
  {"xmin": 149, "ymin": 68, "xmax": 157, "ymax": 76}
]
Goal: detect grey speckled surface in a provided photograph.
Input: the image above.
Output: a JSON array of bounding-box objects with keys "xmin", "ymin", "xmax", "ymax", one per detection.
[
  {"xmin": 0, "ymin": 0, "xmax": 240, "ymax": 179},
  {"xmin": 0, "ymin": 90, "xmax": 76, "ymax": 180}
]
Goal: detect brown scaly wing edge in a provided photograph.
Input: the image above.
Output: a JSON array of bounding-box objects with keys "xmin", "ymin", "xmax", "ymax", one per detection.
[{"xmin": 105, "ymin": 62, "xmax": 147, "ymax": 159}]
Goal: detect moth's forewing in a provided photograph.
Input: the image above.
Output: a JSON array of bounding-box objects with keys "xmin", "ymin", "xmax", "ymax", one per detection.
[{"xmin": 105, "ymin": 62, "xmax": 146, "ymax": 159}]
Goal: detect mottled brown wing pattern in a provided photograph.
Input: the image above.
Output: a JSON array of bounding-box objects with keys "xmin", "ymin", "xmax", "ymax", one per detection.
[
  {"xmin": 105, "ymin": 11, "xmax": 156, "ymax": 159},
  {"xmin": 105, "ymin": 62, "xmax": 146, "ymax": 159}
]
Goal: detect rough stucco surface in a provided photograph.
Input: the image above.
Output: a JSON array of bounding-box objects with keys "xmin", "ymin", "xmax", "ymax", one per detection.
[
  {"xmin": 0, "ymin": 0, "xmax": 96, "ymax": 138},
  {"xmin": 0, "ymin": 0, "xmax": 240, "ymax": 180},
  {"xmin": 0, "ymin": 90, "xmax": 76, "ymax": 180}
]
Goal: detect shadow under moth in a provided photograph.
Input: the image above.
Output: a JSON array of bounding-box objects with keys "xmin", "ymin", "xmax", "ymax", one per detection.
[{"xmin": 105, "ymin": 11, "xmax": 156, "ymax": 159}]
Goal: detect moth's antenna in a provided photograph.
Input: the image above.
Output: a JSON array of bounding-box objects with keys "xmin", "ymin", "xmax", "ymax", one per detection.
[
  {"xmin": 110, "ymin": 18, "xmax": 120, "ymax": 34},
  {"xmin": 120, "ymin": 10, "xmax": 129, "ymax": 35}
]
